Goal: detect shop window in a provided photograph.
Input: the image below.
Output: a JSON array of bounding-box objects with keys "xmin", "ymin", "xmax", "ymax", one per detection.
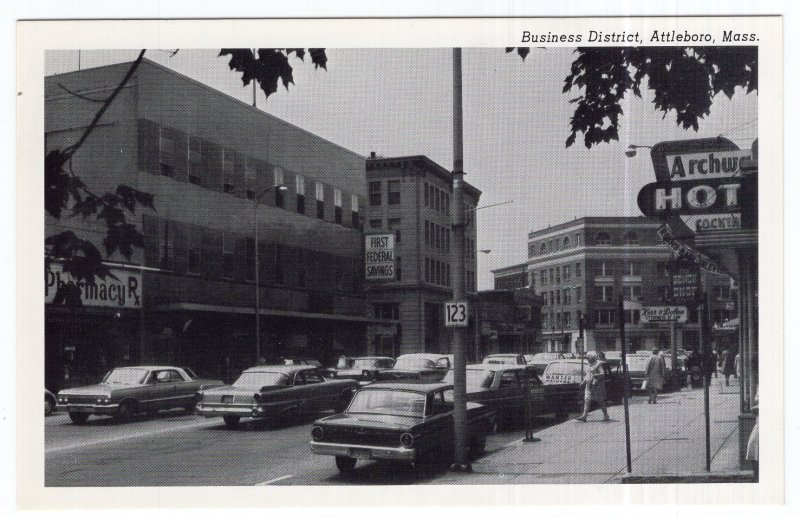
[
  {"xmin": 595, "ymin": 309, "xmax": 616, "ymax": 325},
  {"xmin": 369, "ymin": 181, "xmax": 382, "ymax": 206},
  {"xmin": 624, "ymin": 309, "xmax": 641, "ymax": 324}
]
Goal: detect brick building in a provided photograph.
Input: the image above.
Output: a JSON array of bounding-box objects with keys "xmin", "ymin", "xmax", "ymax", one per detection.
[
  {"xmin": 364, "ymin": 155, "xmax": 481, "ymax": 357},
  {"xmin": 45, "ymin": 59, "xmax": 388, "ymax": 390},
  {"xmin": 512, "ymin": 217, "xmax": 736, "ymax": 354}
]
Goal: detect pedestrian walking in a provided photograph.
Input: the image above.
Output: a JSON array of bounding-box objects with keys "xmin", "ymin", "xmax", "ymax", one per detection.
[
  {"xmin": 645, "ymin": 347, "xmax": 666, "ymax": 403},
  {"xmin": 722, "ymin": 348, "xmax": 737, "ymax": 386},
  {"xmin": 575, "ymin": 351, "xmax": 610, "ymax": 422}
]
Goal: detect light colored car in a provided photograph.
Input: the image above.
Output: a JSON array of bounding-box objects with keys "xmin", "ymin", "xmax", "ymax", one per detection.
[
  {"xmin": 56, "ymin": 366, "xmax": 224, "ymax": 425},
  {"xmin": 481, "ymin": 354, "xmax": 527, "ymax": 366},
  {"xmin": 196, "ymin": 365, "xmax": 359, "ymax": 429}
]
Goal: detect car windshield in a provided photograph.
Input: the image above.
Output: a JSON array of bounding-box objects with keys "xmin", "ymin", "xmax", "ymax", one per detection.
[
  {"xmin": 103, "ymin": 368, "xmax": 149, "ymax": 384},
  {"xmin": 442, "ymin": 369, "xmax": 495, "ymax": 389},
  {"xmin": 394, "ymin": 356, "xmax": 436, "ymax": 369},
  {"xmin": 351, "ymin": 358, "xmax": 392, "ymax": 369},
  {"xmin": 543, "ymin": 363, "xmax": 582, "ymax": 377},
  {"xmin": 347, "ymin": 389, "xmax": 426, "ymax": 417},
  {"xmin": 233, "ymin": 372, "xmax": 290, "ymax": 388}
]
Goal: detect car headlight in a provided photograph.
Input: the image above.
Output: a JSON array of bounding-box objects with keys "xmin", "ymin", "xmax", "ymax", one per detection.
[
  {"xmin": 311, "ymin": 426, "xmax": 324, "ymax": 440},
  {"xmin": 400, "ymin": 433, "xmax": 414, "ymax": 448},
  {"xmin": 59, "ymin": 396, "xmax": 68, "ymax": 403}
]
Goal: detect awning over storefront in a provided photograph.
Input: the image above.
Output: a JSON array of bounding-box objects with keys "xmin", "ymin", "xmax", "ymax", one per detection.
[{"xmin": 151, "ymin": 302, "xmax": 397, "ymax": 325}]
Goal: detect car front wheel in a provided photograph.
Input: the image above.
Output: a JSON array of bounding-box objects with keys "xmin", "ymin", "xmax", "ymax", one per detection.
[
  {"xmin": 223, "ymin": 415, "xmax": 240, "ymax": 429},
  {"xmin": 45, "ymin": 397, "xmax": 55, "ymax": 416},
  {"xmin": 69, "ymin": 412, "xmax": 89, "ymax": 425},
  {"xmin": 335, "ymin": 455, "xmax": 357, "ymax": 474},
  {"xmin": 115, "ymin": 401, "xmax": 134, "ymax": 423}
]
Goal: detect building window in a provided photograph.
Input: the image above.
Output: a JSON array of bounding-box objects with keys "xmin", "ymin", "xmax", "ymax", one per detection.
[
  {"xmin": 575, "ymin": 233, "xmax": 583, "ymax": 246},
  {"xmin": 425, "ymin": 258, "xmax": 431, "ymax": 283},
  {"xmin": 388, "ymin": 218, "xmax": 401, "ymax": 243},
  {"xmin": 600, "ymin": 262, "xmax": 612, "ymax": 276},
  {"xmin": 296, "ymin": 175, "xmax": 306, "ymax": 214},
  {"xmin": 222, "ymin": 149, "xmax": 235, "ymax": 192},
  {"xmin": 222, "ymin": 232, "xmax": 234, "ymax": 279},
  {"xmin": 713, "ymin": 285, "xmax": 732, "ymax": 300},
  {"xmin": 542, "ymin": 313, "xmax": 549, "ymax": 328},
  {"xmin": 626, "ymin": 262, "xmax": 641, "ymax": 276},
  {"xmin": 540, "ymin": 243, "xmax": 547, "ymax": 255},
  {"xmin": 395, "ymin": 256, "xmax": 402, "ymax": 281},
  {"xmin": 549, "ymin": 291, "xmax": 554, "ymax": 305},
  {"xmin": 446, "ymin": 229, "xmax": 451, "ymax": 251},
  {"xmin": 334, "ymin": 188, "xmax": 343, "ymax": 224},
  {"xmin": 576, "ymin": 286, "xmax": 582, "ymax": 303},
  {"xmin": 623, "ymin": 285, "xmax": 642, "ymax": 301},
  {"xmin": 598, "ymin": 285, "xmax": 614, "ymax": 302},
  {"xmin": 158, "ymin": 219, "xmax": 173, "ymax": 269},
  {"xmin": 595, "ymin": 309, "xmax": 616, "ymax": 325},
  {"xmin": 424, "ymin": 182, "xmax": 430, "ymax": 207},
  {"xmin": 351, "ymin": 194, "xmax": 360, "ymax": 228},
  {"xmin": 369, "ymin": 219, "xmax": 382, "ymax": 230},
  {"xmin": 564, "ymin": 311, "xmax": 571, "ymax": 327},
  {"xmin": 556, "ymin": 290, "xmax": 561, "ymax": 305},
  {"xmin": 274, "ymin": 244, "xmax": 285, "ymax": 285},
  {"xmin": 425, "ymin": 220, "xmax": 431, "ymax": 245},
  {"xmin": 316, "ymin": 182, "xmax": 325, "ymax": 219},
  {"xmin": 387, "ymin": 180, "xmax": 401, "ymax": 205},
  {"xmin": 549, "ymin": 268, "xmax": 554, "ymax": 283},
  {"xmin": 274, "ymin": 167, "xmax": 285, "ymax": 208},
  {"xmin": 244, "ymin": 159, "xmax": 257, "ymax": 199},
  {"xmin": 576, "ymin": 263, "xmax": 582, "ymax": 278},
  {"xmin": 595, "ymin": 231, "xmax": 612, "ymax": 245},
  {"xmin": 528, "ymin": 271, "xmax": 535, "ymax": 288},
  {"xmin": 540, "ymin": 270, "xmax": 547, "ymax": 285},
  {"xmin": 187, "ymin": 137, "xmax": 202, "ymax": 185},
  {"xmin": 623, "ymin": 231, "xmax": 639, "ymax": 245},
  {"xmin": 555, "ymin": 267, "xmax": 561, "ymax": 283},
  {"xmin": 563, "ymin": 288, "xmax": 571, "ymax": 305},
  {"xmin": 624, "ymin": 309, "xmax": 641, "ymax": 324},
  {"xmin": 158, "ymin": 127, "xmax": 175, "ymax": 177},
  {"xmin": 658, "ymin": 285, "xmax": 671, "ymax": 301},
  {"xmin": 445, "ymin": 194, "xmax": 450, "ymax": 215},
  {"xmin": 374, "ymin": 303, "xmax": 400, "ymax": 320},
  {"xmin": 555, "ymin": 312, "xmax": 562, "ymax": 328},
  {"xmin": 369, "ymin": 181, "xmax": 382, "ymax": 206},
  {"xmin": 563, "ymin": 265, "xmax": 571, "ymax": 279},
  {"xmin": 563, "ymin": 236, "xmax": 571, "ymax": 249},
  {"xmin": 187, "ymin": 226, "xmax": 200, "ymax": 275}
]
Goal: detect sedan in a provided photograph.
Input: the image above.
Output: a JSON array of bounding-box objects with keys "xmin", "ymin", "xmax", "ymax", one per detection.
[
  {"xmin": 56, "ymin": 366, "xmax": 224, "ymax": 424},
  {"xmin": 196, "ymin": 365, "xmax": 359, "ymax": 428},
  {"xmin": 328, "ymin": 356, "xmax": 396, "ymax": 382},
  {"xmin": 541, "ymin": 359, "xmax": 623, "ymax": 413},
  {"xmin": 374, "ymin": 353, "xmax": 451, "ymax": 382},
  {"xmin": 481, "ymin": 353, "xmax": 527, "ymax": 366},
  {"xmin": 310, "ymin": 382, "xmax": 495, "ymax": 473},
  {"xmin": 525, "ymin": 352, "xmax": 567, "ymax": 377}
]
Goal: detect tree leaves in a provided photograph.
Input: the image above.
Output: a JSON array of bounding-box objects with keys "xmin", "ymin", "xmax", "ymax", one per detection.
[
  {"xmin": 556, "ymin": 46, "xmax": 758, "ymax": 148},
  {"xmin": 506, "ymin": 47, "xmax": 531, "ymax": 61},
  {"xmin": 219, "ymin": 48, "xmax": 328, "ymax": 101}
]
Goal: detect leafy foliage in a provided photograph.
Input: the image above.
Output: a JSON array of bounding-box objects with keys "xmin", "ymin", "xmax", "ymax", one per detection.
[
  {"xmin": 219, "ymin": 48, "xmax": 327, "ymax": 100},
  {"xmin": 559, "ymin": 47, "xmax": 757, "ymax": 148},
  {"xmin": 45, "ymin": 50, "xmax": 154, "ymax": 305}
]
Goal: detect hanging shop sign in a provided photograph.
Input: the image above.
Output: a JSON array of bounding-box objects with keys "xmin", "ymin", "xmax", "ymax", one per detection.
[
  {"xmin": 663, "ymin": 149, "xmax": 753, "ymax": 182},
  {"xmin": 636, "ymin": 177, "xmax": 756, "ymax": 219},
  {"xmin": 641, "ymin": 306, "xmax": 689, "ymax": 323},
  {"xmin": 670, "ymin": 266, "xmax": 700, "ymax": 305},
  {"xmin": 364, "ymin": 233, "xmax": 395, "ymax": 281},
  {"xmin": 45, "ymin": 263, "xmax": 142, "ymax": 308},
  {"xmin": 657, "ymin": 224, "xmax": 728, "ymax": 275}
]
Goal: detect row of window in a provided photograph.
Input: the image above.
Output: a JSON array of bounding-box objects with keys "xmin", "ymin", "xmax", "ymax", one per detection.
[
  {"xmin": 425, "ymin": 220, "xmax": 451, "ymax": 251},
  {"xmin": 369, "ymin": 218, "xmax": 402, "ymax": 243},
  {"xmin": 145, "ymin": 215, "xmax": 361, "ymax": 293},
  {"xmin": 529, "ymin": 230, "xmax": 644, "ymax": 258},
  {"xmin": 537, "ymin": 263, "xmax": 583, "ymax": 286},
  {"xmin": 424, "ymin": 182, "xmax": 451, "ymax": 214},
  {"xmin": 368, "ymin": 180, "xmax": 401, "ymax": 206},
  {"xmin": 542, "ymin": 287, "xmax": 583, "ymax": 306},
  {"xmin": 425, "ymin": 258, "xmax": 451, "ymax": 287},
  {"xmin": 142, "ymin": 120, "xmax": 362, "ymax": 229},
  {"xmin": 495, "ymin": 273, "xmax": 527, "ymax": 290}
]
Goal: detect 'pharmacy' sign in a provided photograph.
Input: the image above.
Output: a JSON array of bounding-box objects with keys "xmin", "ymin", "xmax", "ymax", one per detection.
[
  {"xmin": 46, "ymin": 263, "xmax": 142, "ymax": 308},
  {"xmin": 365, "ymin": 233, "xmax": 395, "ymax": 281}
]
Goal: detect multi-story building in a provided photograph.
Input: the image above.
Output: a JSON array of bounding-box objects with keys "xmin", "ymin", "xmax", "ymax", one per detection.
[
  {"xmin": 45, "ymin": 59, "xmax": 387, "ymax": 390},
  {"xmin": 517, "ymin": 217, "xmax": 736, "ymax": 353},
  {"xmin": 364, "ymin": 155, "xmax": 481, "ymax": 356}
]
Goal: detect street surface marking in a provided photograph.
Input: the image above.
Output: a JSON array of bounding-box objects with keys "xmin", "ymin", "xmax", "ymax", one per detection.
[
  {"xmin": 46, "ymin": 419, "xmax": 214, "ymax": 454},
  {"xmin": 256, "ymin": 474, "xmax": 294, "ymax": 485}
]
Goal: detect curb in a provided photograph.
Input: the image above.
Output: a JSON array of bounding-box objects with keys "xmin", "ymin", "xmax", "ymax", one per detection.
[{"xmin": 618, "ymin": 470, "xmax": 756, "ymax": 484}]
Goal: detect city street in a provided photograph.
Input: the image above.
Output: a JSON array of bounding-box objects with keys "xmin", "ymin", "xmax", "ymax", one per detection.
[{"xmin": 45, "ymin": 407, "xmax": 575, "ymax": 486}]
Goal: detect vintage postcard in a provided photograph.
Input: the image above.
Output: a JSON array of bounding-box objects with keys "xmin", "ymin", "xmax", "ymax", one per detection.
[{"xmin": 17, "ymin": 16, "xmax": 783, "ymax": 509}]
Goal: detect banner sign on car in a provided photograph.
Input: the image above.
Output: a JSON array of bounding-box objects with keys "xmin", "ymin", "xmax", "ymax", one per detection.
[
  {"xmin": 641, "ymin": 306, "xmax": 689, "ymax": 323},
  {"xmin": 364, "ymin": 233, "xmax": 395, "ymax": 281}
]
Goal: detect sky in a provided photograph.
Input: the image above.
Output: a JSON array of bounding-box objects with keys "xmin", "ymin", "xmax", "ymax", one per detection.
[{"xmin": 45, "ymin": 48, "xmax": 759, "ymax": 290}]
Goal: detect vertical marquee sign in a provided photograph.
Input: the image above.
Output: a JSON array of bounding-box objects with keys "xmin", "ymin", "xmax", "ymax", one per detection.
[{"xmin": 364, "ymin": 233, "xmax": 396, "ymax": 281}]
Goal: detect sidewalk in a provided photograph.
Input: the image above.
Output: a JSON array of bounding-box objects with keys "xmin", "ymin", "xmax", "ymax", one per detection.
[{"xmin": 432, "ymin": 377, "xmax": 752, "ymax": 484}]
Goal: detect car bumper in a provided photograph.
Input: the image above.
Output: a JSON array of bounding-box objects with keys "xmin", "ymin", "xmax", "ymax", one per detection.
[
  {"xmin": 309, "ymin": 441, "xmax": 416, "ymax": 462},
  {"xmin": 57, "ymin": 403, "xmax": 119, "ymax": 414}
]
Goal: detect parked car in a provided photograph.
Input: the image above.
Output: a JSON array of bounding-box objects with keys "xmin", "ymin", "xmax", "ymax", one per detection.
[
  {"xmin": 374, "ymin": 353, "xmax": 451, "ymax": 382},
  {"xmin": 625, "ymin": 354, "xmax": 681, "ymax": 391},
  {"xmin": 541, "ymin": 359, "xmax": 624, "ymax": 413},
  {"xmin": 309, "ymin": 382, "xmax": 496, "ymax": 473},
  {"xmin": 282, "ymin": 358, "xmax": 323, "ymax": 368},
  {"xmin": 196, "ymin": 365, "xmax": 359, "ymax": 429},
  {"xmin": 442, "ymin": 364, "xmax": 555, "ymax": 427},
  {"xmin": 327, "ymin": 356, "xmax": 396, "ymax": 382},
  {"xmin": 45, "ymin": 389, "xmax": 57, "ymax": 416},
  {"xmin": 481, "ymin": 353, "xmax": 527, "ymax": 366},
  {"xmin": 56, "ymin": 366, "xmax": 224, "ymax": 425},
  {"xmin": 600, "ymin": 351, "xmax": 622, "ymax": 368},
  {"xmin": 525, "ymin": 352, "xmax": 567, "ymax": 376}
]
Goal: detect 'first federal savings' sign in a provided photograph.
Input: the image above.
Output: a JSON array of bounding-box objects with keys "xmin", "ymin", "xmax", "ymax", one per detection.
[
  {"xmin": 46, "ymin": 263, "xmax": 142, "ymax": 308},
  {"xmin": 365, "ymin": 234, "xmax": 395, "ymax": 281}
]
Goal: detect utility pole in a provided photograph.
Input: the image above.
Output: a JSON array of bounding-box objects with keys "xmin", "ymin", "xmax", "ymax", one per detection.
[{"xmin": 450, "ymin": 47, "xmax": 469, "ymax": 471}]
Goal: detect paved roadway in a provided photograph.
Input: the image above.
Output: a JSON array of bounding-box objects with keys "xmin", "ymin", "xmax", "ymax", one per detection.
[{"xmin": 45, "ymin": 408, "xmax": 574, "ymax": 486}]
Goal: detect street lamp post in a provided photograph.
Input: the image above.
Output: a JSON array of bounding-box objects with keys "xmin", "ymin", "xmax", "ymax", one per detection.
[
  {"xmin": 624, "ymin": 144, "xmax": 654, "ymax": 158},
  {"xmin": 234, "ymin": 184, "xmax": 287, "ymax": 364}
]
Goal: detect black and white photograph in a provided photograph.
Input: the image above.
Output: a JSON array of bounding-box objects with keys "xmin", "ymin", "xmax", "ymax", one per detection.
[{"xmin": 15, "ymin": 14, "xmax": 785, "ymax": 510}]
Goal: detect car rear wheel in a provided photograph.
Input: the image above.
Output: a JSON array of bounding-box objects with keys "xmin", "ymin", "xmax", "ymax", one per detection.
[
  {"xmin": 45, "ymin": 397, "xmax": 55, "ymax": 416},
  {"xmin": 69, "ymin": 412, "xmax": 89, "ymax": 425},
  {"xmin": 335, "ymin": 455, "xmax": 357, "ymax": 473},
  {"xmin": 223, "ymin": 415, "xmax": 240, "ymax": 429}
]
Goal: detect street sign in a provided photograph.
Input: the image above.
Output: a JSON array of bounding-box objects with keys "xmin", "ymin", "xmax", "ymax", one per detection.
[
  {"xmin": 641, "ymin": 306, "xmax": 689, "ymax": 323},
  {"xmin": 445, "ymin": 301, "xmax": 469, "ymax": 327},
  {"xmin": 364, "ymin": 233, "xmax": 395, "ymax": 281}
]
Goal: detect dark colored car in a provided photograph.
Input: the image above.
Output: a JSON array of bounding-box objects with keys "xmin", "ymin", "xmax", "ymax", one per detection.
[
  {"xmin": 56, "ymin": 366, "xmax": 224, "ymax": 425},
  {"xmin": 196, "ymin": 365, "xmax": 359, "ymax": 428},
  {"xmin": 309, "ymin": 382, "xmax": 495, "ymax": 473},
  {"xmin": 525, "ymin": 352, "xmax": 567, "ymax": 377},
  {"xmin": 442, "ymin": 364, "xmax": 556, "ymax": 427},
  {"xmin": 45, "ymin": 389, "xmax": 57, "ymax": 416},
  {"xmin": 374, "ymin": 353, "xmax": 451, "ymax": 382},
  {"xmin": 541, "ymin": 359, "xmax": 623, "ymax": 413},
  {"xmin": 328, "ymin": 356, "xmax": 396, "ymax": 382},
  {"xmin": 626, "ymin": 354, "xmax": 682, "ymax": 391},
  {"xmin": 481, "ymin": 354, "xmax": 527, "ymax": 366}
]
